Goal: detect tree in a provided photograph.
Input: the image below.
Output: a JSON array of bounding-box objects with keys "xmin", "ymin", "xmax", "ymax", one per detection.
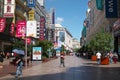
[{"xmin": 88, "ymin": 32, "xmax": 114, "ymax": 54}]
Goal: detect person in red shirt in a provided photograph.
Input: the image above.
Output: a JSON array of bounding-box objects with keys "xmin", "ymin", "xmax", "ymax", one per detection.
[{"xmin": 60, "ymin": 53, "xmax": 65, "ymax": 67}]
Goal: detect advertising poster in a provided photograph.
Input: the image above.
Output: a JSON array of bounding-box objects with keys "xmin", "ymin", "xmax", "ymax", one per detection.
[
  {"xmin": 105, "ymin": 0, "xmax": 118, "ymax": 18},
  {"xmin": 4, "ymin": 0, "xmax": 15, "ymax": 17},
  {"xmin": 27, "ymin": 21, "xmax": 37, "ymax": 37},
  {"xmin": 59, "ymin": 32, "xmax": 65, "ymax": 42},
  {"xmin": 0, "ymin": 18, "xmax": 6, "ymax": 32},
  {"xmin": 16, "ymin": 20, "xmax": 26, "ymax": 38},
  {"xmin": 32, "ymin": 47, "xmax": 42, "ymax": 61}
]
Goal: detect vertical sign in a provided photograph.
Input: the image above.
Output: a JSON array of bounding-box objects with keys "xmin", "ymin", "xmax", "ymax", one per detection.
[
  {"xmin": 16, "ymin": 20, "xmax": 26, "ymax": 38},
  {"xmin": 40, "ymin": 16, "xmax": 45, "ymax": 40},
  {"xmin": 59, "ymin": 32, "xmax": 65, "ymax": 42},
  {"xmin": 4, "ymin": 0, "xmax": 15, "ymax": 17},
  {"xmin": 105, "ymin": 0, "xmax": 118, "ymax": 18},
  {"xmin": 32, "ymin": 47, "xmax": 42, "ymax": 61},
  {"xmin": 0, "ymin": 18, "xmax": 6, "ymax": 32}
]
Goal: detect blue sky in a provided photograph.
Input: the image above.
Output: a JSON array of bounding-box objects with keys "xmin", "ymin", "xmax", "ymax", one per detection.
[{"xmin": 45, "ymin": 0, "xmax": 89, "ymax": 41}]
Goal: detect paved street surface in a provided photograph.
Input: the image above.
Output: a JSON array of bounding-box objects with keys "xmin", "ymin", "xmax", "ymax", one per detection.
[{"xmin": 0, "ymin": 55, "xmax": 120, "ymax": 80}]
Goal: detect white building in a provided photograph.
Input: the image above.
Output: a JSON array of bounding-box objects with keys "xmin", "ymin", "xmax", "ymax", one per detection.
[
  {"xmin": 72, "ymin": 38, "xmax": 81, "ymax": 49},
  {"xmin": 55, "ymin": 24, "xmax": 73, "ymax": 52}
]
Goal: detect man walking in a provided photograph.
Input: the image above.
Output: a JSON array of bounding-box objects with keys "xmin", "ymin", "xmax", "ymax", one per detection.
[
  {"xmin": 96, "ymin": 51, "xmax": 101, "ymax": 65},
  {"xmin": 60, "ymin": 53, "xmax": 65, "ymax": 67}
]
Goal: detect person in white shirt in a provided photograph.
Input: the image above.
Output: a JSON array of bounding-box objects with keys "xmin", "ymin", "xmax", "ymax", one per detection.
[{"xmin": 96, "ymin": 52, "xmax": 101, "ymax": 64}]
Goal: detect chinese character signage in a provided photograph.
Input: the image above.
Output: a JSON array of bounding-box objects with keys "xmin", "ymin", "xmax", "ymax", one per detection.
[
  {"xmin": 32, "ymin": 47, "xmax": 42, "ymax": 61},
  {"xmin": 40, "ymin": 16, "xmax": 46, "ymax": 40},
  {"xmin": 16, "ymin": 20, "xmax": 26, "ymax": 38},
  {"xmin": 27, "ymin": 0, "xmax": 36, "ymax": 7},
  {"xmin": 105, "ymin": 0, "xmax": 118, "ymax": 18},
  {"xmin": 4, "ymin": 0, "xmax": 15, "ymax": 17},
  {"xmin": 0, "ymin": 18, "xmax": 6, "ymax": 32},
  {"xmin": 27, "ymin": 21, "xmax": 37, "ymax": 37}
]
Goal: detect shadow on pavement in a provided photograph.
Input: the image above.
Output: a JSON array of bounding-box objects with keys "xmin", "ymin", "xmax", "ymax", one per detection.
[{"xmin": 1, "ymin": 65, "xmax": 120, "ymax": 80}]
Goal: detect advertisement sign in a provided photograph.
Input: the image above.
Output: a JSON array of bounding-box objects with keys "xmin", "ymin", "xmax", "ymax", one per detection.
[
  {"xmin": 96, "ymin": 0, "xmax": 103, "ymax": 10},
  {"xmin": 59, "ymin": 32, "xmax": 65, "ymax": 42},
  {"xmin": 0, "ymin": 18, "xmax": 6, "ymax": 32},
  {"xmin": 27, "ymin": 0, "xmax": 36, "ymax": 7},
  {"xmin": 27, "ymin": 21, "xmax": 37, "ymax": 37},
  {"xmin": 4, "ymin": 0, "xmax": 15, "ymax": 17},
  {"xmin": 16, "ymin": 20, "xmax": 26, "ymax": 38},
  {"xmin": 105, "ymin": 0, "xmax": 118, "ymax": 18},
  {"xmin": 40, "ymin": 16, "xmax": 45, "ymax": 40},
  {"xmin": 32, "ymin": 47, "xmax": 42, "ymax": 60}
]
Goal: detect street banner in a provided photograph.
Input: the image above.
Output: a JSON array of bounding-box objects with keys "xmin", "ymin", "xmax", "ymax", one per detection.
[
  {"xmin": 3, "ymin": 0, "xmax": 15, "ymax": 17},
  {"xmin": 40, "ymin": 16, "xmax": 45, "ymax": 40},
  {"xmin": 27, "ymin": 0, "xmax": 36, "ymax": 7},
  {"xmin": 27, "ymin": 21, "xmax": 37, "ymax": 37},
  {"xmin": 32, "ymin": 47, "xmax": 42, "ymax": 61},
  {"xmin": 0, "ymin": 18, "xmax": 6, "ymax": 32},
  {"xmin": 105, "ymin": 0, "xmax": 118, "ymax": 18},
  {"xmin": 16, "ymin": 20, "xmax": 26, "ymax": 38}
]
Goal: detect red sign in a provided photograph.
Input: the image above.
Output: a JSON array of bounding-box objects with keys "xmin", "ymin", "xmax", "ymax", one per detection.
[
  {"xmin": 40, "ymin": 17, "xmax": 45, "ymax": 40},
  {"xmin": 16, "ymin": 20, "xmax": 26, "ymax": 38},
  {"xmin": 0, "ymin": 18, "xmax": 6, "ymax": 32}
]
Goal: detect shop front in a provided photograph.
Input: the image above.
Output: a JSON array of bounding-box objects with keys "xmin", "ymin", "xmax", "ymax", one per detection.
[{"xmin": 113, "ymin": 19, "xmax": 120, "ymax": 60}]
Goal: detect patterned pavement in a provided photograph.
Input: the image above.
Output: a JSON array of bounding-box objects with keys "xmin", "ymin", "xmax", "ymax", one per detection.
[{"xmin": 0, "ymin": 55, "xmax": 120, "ymax": 80}]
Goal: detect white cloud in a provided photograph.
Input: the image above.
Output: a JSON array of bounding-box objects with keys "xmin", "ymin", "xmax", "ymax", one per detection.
[{"xmin": 56, "ymin": 17, "xmax": 64, "ymax": 24}]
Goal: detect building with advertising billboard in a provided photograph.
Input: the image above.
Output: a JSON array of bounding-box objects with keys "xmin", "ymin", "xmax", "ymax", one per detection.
[
  {"xmin": 0, "ymin": 0, "xmax": 30, "ymax": 53},
  {"xmin": 55, "ymin": 24, "xmax": 73, "ymax": 52}
]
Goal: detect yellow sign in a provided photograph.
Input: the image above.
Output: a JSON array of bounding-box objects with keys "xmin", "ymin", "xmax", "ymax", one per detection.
[{"xmin": 28, "ymin": 10, "xmax": 35, "ymax": 20}]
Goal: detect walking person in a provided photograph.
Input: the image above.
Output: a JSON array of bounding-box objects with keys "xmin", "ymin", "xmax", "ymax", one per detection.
[
  {"xmin": 96, "ymin": 51, "xmax": 101, "ymax": 65},
  {"xmin": 60, "ymin": 53, "xmax": 65, "ymax": 67},
  {"xmin": 107, "ymin": 51, "xmax": 113, "ymax": 64},
  {"xmin": 15, "ymin": 56, "xmax": 24, "ymax": 78}
]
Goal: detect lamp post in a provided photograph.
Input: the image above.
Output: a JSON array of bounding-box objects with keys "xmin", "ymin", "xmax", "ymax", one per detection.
[{"xmin": 25, "ymin": 30, "xmax": 27, "ymax": 69}]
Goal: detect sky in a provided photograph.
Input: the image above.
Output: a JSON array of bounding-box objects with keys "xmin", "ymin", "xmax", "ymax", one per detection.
[{"xmin": 45, "ymin": 0, "xmax": 89, "ymax": 41}]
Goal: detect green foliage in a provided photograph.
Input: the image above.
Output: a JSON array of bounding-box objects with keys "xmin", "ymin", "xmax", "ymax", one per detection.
[
  {"xmin": 12, "ymin": 40, "xmax": 25, "ymax": 50},
  {"xmin": 88, "ymin": 32, "xmax": 114, "ymax": 53},
  {"xmin": 61, "ymin": 45, "xmax": 65, "ymax": 52}
]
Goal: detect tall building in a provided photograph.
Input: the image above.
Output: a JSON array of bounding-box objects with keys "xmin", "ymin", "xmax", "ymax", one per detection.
[
  {"xmin": 55, "ymin": 24, "xmax": 73, "ymax": 52},
  {"xmin": 0, "ymin": 0, "xmax": 30, "ymax": 52},
  {"xmin": 46, "ymin": 8, "xmax": 55, "ymax": 42},
  {"xmin": 81, "ymin": 0, "xmax": 120, "ymax": 59}
]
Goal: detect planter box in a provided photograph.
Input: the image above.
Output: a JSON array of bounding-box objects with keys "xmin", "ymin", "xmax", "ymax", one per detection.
[
  {"xmin": 101, "ymin": 57, "xmax": 109, "ymax": 65},
  {"xmin": 91, "ymin": 55, "xmax": 97, "ymax": 61}
]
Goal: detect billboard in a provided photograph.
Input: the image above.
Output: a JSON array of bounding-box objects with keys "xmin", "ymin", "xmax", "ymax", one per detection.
[
  {"xmin": 4, "ymin": 0, "xmax": 15, "ymax": 17},
  {"xmin": 16, "ymin": 20, "xmax": 26, "ymax": 38},
  {"xmin": 27, "ymin": 21, "xmax": 37, "ymax": 37},
  {"xmin": 105, "ymin": 0, "xmax": 118, "ymax": 18},
  {"xmin": 32, "ymin": 47, "xmax": 42, "ymax": 61},
  {"xmin": 0, "ymin": 18, "xmax": 6, "ymax": 32},
  {"xmin": 59, "ymin": 32, "xmax": 65, "ymax": 42}
]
